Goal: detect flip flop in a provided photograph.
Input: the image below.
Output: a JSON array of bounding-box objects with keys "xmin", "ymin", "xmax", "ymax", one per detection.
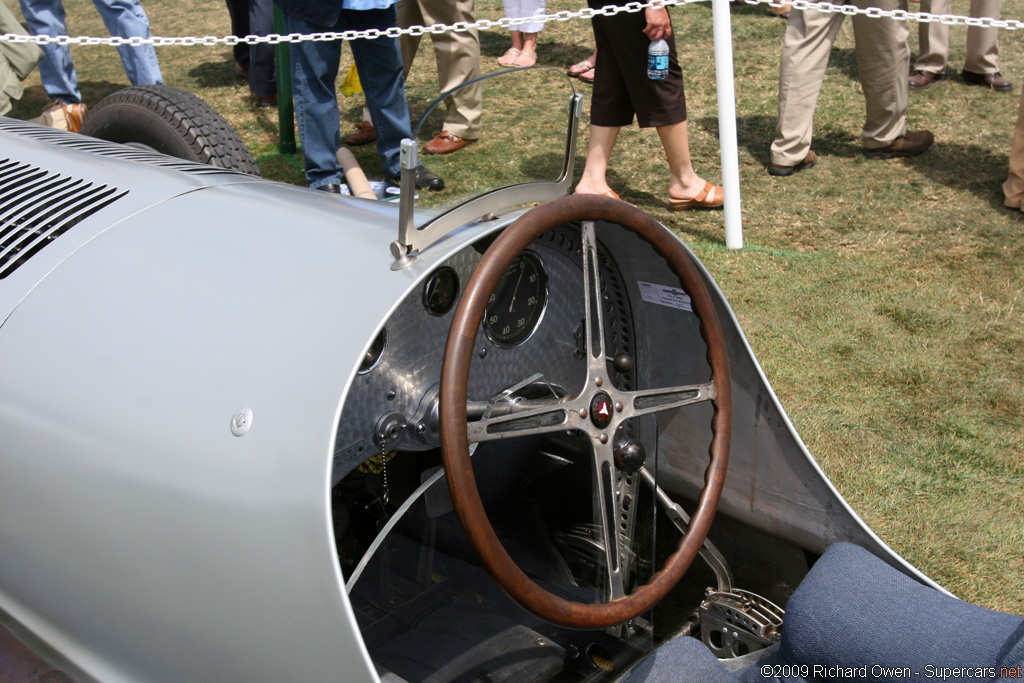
[
  {"xmin": 567, "ymin": 58, "xmax": 595, "ymax": 78},
  {"xmin": 578, "ymin": 67, "xmax": 596, "ymax": 85},
  {"xmin": 575, "ymin": 188, "xmax": 620, "ymax": 200},
  {"xmin": 668, "ymin": 181, "xmax": 724, "ymax": 211},
  {"xmin": 497, "ymin": 47, "xmax": 521, "ymax": 67}
]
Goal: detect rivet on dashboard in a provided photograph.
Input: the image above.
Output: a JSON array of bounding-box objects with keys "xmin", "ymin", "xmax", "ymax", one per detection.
[
  {"xmin": 479, "ymin": 348, "xmax": 488, "ymax": 359},
  {"xmin": 387, "ymin": 390, "xmax": 397, "ymax": 401},
  {"xmin": 230, "ymin": 408, "xmax": 252, "ymax": 437}
]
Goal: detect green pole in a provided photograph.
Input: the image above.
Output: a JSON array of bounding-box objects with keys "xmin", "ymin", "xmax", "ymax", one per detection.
[{"xmin": 273, "ymin": 5, "xmax": 296, "ymax": 154}]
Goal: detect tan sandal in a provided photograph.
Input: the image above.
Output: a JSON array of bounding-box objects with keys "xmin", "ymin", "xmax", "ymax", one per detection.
[
  {"xmin": 513, "ymin": 49, "xmax": 537, "ymax": 68},
  {"xmin": 669, "ymin": 181, "xmax": 724, "ymax": 211},
  {"xmin": 497, "ymin": 47, "xmax": 521, "ymax": 66}
]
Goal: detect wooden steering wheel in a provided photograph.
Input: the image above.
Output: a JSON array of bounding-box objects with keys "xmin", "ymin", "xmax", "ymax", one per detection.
[{"xmin": 440, "ymin": 194, "xmax": 731, "ymax": 629}]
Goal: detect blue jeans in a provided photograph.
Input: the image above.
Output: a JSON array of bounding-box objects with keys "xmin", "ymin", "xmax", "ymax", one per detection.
[
  {"xmin": 19, "ymin": 0, "xmax": 162, "ymax": 104},
  {"xmin": 283, "ymin": 6, "xmax": 413, "ymax": 188}
]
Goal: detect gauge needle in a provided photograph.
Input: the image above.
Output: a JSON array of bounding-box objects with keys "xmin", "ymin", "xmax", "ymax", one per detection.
[{"xmin": 509, "ymin": 267, "xmax": 525, "ymax": 313}]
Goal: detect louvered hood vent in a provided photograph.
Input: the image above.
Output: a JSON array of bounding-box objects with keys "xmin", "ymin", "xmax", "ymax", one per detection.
[
  {"xmin": 0, "ymin": 157, "xmax": 127, "ymax": 279},
  {"xmin": 0, "ymin": 118, "xmax": 249, "ymax": 177}
]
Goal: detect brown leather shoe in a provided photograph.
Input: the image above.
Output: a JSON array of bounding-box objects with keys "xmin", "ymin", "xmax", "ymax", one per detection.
[
  {"xmin": 863, "ymin": 130, "xmax": 934, "ymax": 159},
  {"xmin": 909, "ymin": 70, "xmax": 945, "ymax": 90},
  {"xmin": 768, "ymin": 150, "xmax": 817, "ymax": 177},
  {"xmin": 423, "ymin": 130, "xmax": 475, "ymax": 155},
  {"xmin": 343, "ymin": 121, "xmax": 376, "ymax": 146},
  {"xmin": 961, "ymin": 69, "xmax": 1013, "ymax": 92}
]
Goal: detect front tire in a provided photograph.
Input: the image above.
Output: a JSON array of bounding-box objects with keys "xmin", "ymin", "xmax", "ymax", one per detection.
[{"xmin": 81, "ymin": 84, "xmax": 260, "ymax": 175}]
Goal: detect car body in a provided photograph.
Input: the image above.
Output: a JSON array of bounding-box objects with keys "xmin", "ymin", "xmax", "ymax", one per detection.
[{"xmin": 0, "ymin": 80, "xmax": 948, "ymax": 682}]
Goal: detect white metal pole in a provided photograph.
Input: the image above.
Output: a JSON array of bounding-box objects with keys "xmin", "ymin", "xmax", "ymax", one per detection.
[{"xmin": 711, "ymin": 0, "xmax": 744, "ymax": 249}]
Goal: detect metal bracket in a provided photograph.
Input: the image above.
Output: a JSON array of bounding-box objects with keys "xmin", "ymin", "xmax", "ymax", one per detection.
[{"xmin": 391, "ymin": 91, "xmax": 584, "ymax": 269}]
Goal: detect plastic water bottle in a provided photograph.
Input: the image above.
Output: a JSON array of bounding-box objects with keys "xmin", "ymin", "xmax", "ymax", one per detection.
[{"xmin": 647, "ymin": 39, "xmax": 669, "ymax": 80}]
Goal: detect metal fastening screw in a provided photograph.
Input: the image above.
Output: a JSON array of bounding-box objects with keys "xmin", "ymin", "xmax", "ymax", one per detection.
[
  {"xmin": 599, "ymin": 433, "xmax": 608, "ymax": 444},
  {"xmin": 579, "ymin": 408, "xmax": 588, "ymax": 418},
  {"xmin": 595, "ymin": 376, "xmax": 603, "ymax": 387},
  {"xmin": 231, "ymin": 408, "xmax": 253, "ymax": 437},
  {"xmin": 387, "ymin": 389, "xmax": 397, "ymax": 401},
  {"xmin": 536, "ymin": 638, "xmax": 546, "ymax": 646},
  {"xmin": 479, "ymin": 348, "xmax": 488, "ymax": 359},
  {"xmin": 615, "ymin": 401, "xmax": 623, "ymax": 412}
]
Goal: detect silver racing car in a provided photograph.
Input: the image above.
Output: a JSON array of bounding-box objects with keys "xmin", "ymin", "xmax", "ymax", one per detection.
[{"xmin": 0, "ymin": 74, "xmax": 1020, "ymax": 683}]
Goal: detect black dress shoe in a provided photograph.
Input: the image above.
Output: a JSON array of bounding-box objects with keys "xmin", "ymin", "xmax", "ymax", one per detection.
[
  {"xmin": 961, "ymin": 69, "xmax": 1013, "ymax": 92},
  {"xmin": 313, "ymin": 183, "xmax": 343, "ymax": 194},
  {"xmin": 388, "ymin": 165, "xmax": 445, "ymax": 191}
]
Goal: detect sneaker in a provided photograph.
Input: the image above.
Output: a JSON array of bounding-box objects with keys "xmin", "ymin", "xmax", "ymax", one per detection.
[
  {"xmin": 32, "ymin": 100, "xmax": 88, "ymax": 133},
  {"xmin": 863, "ymin": 130, "xmax": 934, "ymax": 159}
]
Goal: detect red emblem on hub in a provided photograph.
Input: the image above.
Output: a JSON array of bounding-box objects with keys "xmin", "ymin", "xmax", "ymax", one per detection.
[{"xmin": 590, "ymin": 392, "xmax": 613, "ymax": 429}]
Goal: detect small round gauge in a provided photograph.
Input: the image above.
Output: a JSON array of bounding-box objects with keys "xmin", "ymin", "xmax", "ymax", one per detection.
[
  {"xmin": 358, "ymin": 328, "xmax": 387, "ymax": 374},
  {"xmin": 484, "ymin": 252, "xmax": 548, "ymax": 347},
  {"xmin": 423, "ymin": 266, "xmax": 460, "ymax": 316}
]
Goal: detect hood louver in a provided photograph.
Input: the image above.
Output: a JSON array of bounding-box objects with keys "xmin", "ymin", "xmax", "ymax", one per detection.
[{"xmin": 0, "ymin": 157, "xmax": 127, "ymax": 279}]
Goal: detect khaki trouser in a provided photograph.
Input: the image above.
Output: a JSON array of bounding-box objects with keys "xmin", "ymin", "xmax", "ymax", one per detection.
[
  {"xmin": 1002, "ymin": 88, "xmax": 1024, "ymax": 208},
  {"xmin": 915, "ymin": 0, "xmax": 1000, "ymax": 75},
  {"xmin": 770, "ymin": 0, "xmax": 910, "ymax": 167},
  {"xmin": 0, "ymin": 2, "xmax": 42, "ymax": 116},
  {"xmin": 397, "ymin": 0, "xmax": 482, "ymax": 140}
]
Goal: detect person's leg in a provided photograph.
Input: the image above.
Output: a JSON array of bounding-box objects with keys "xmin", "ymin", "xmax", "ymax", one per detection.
[
  {"xmin": 575, "ymin": 124, "xmax": 620, "ymax": 196},
  {"xmin": 92, "ymin": 0, "xmax": 162, "ymax": 85},
  {"xmin": 769, "ymin": 8, "xmax": 844, "ymax": 167},
  {"xmin": 396, "ymin": 0, "xmax": 423, "ymax": 74},
  {"xmin": 346, "ymin": 5, "xmax": 415, "ymax": 178},
  {"xmin": 424, "ymin": 0, "xmax": 481, "ymax": 140},
  {"xmin": 853, "ymin": 0, "xmax": 910, "ymax": 150},
  {"xmin": 1003, "ymin": 88, "xmax": 1024, "ymax": 208},
  {"xmin": 913, "ymin": 0, "xmax": 949, "ymax": 74},
  {"xmin": 512, "ymin": 0, "xmax": 544, "ymax": 66},
  {"xmin": 18, "ymin": 0, "xmax": 81, "ymax": 103},
  {"xmin": 246, "ymin": 0, "xmax": 276, "ymax": 99},
  {"xmin": 284, "ymin": 10, "xmax": 345, "ymax": 188},
  {"xmin": 224, "ymin": 0, "xmax": 250, "ymax": 75},
  {"xmin": 963, "ymin": 0, "xmax": 1000, "ymax": 75},
  {"xmin": 498, "ymin": 0, "xmax": 525, "ymax": 65},
  {"xmin": 657, "ymin": 120, "xmax": 716, "ymax": 201}
]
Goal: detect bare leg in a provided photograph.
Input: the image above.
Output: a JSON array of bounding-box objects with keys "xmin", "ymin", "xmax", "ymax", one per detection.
[
  {"xmin": 514, "ymin": 32, "xmax": 539, "ymax": 66},
  {"xmin": 498, "ymin": 30, "xmax": 526, "ymax": 65},
  {"xmin": 574, "ymin": 124, "xmax": 621, "ymax": 195},
  {"xmin": 657, "ymin": 119, "xmax": 716, "ymax": 201}
]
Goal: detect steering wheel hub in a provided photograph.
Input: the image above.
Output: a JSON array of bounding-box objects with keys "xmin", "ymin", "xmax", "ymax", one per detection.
[{"xmin": 589, "ymin": 391, "xmax": 614, "ymax": 429}]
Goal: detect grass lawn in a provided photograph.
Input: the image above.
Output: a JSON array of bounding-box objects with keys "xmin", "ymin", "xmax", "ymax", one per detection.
[{"xmin": 5, "ymin": 0, "xmax": 1022, "ymax": 614}]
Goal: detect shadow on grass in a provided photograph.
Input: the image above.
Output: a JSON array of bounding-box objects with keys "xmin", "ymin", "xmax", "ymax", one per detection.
[
  {"xmin": 700, "ymin": 114, "xmax": 862, "ymax": 164},
  {"xmin": 189, "ymin": 57, "xmax": 243, "ymax": 89}
]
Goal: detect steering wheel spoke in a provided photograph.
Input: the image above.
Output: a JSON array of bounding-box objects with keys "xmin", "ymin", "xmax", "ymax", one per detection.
[
  {"xmin": 467, "ymin": 401, "xmax": 575, "ymax": 443},
  {"xmin": 592, "ymin": 441, "xmax": 627, "ymax": 600},
  {"xmin": 624, "ymin": 381, "xmax": 716, "ymax": 419},
  {"xmin": 581, "ymin": 221, "xmax": 608, "ymax": 373}
]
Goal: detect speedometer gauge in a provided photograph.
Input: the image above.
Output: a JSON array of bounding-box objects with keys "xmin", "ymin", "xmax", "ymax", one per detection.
[{"xmin": 484, "ymin": 252, "xmax": 548, "ymax": 347}]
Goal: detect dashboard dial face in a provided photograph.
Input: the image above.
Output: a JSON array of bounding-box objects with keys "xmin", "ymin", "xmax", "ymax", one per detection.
[
  {"xmin": 484, "ymin": 252, "xmax": 548, "ymax": 347},
  {"xmin": 423, "ymin": 266, "xmax": 460, "ymax": 316}
]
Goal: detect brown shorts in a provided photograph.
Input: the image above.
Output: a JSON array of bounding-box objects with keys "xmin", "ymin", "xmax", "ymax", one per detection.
[{"xmin": 588, "ymin": 6, "xmax": 687, "ymax": 128}]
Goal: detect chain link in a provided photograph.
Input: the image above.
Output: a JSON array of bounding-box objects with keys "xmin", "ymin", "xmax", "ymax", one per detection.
[{"xmin": 4, "ymin": 0, "xmax": 1019, "ymax": 49}]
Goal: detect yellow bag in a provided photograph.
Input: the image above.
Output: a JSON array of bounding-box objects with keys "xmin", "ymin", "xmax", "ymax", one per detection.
[{"xmin": 340, "ymin": 63, "xmax": 363, "ymax": 97}]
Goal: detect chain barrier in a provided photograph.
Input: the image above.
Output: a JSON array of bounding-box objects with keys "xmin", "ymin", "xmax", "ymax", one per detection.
[{"xmin": 1, "ymin": 0, "xmax": 1021, "ymax": 48}]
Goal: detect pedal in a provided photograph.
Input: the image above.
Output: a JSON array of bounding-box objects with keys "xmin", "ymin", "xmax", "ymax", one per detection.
[{"xmin": 699, "ymin": 588, "xmax": 784, "ymax": 658}]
